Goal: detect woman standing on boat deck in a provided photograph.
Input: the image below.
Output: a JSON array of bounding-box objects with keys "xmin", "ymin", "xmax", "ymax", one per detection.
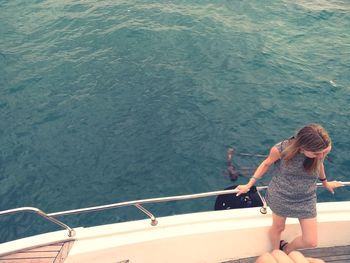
[{"xmin": 236, "ymin": 124, "xmax": 343, "ymax": 254}]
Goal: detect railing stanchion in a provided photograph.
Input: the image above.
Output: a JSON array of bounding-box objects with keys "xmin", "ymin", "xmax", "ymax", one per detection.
[{"xmin": 134, "ymin": 204, "xmax": 158, "ymax": 226}]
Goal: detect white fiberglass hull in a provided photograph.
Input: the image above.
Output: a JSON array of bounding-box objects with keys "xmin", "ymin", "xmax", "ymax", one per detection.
[{"xmin": 1, "ymin": 201, "xmax": 350, "ymax": 263}]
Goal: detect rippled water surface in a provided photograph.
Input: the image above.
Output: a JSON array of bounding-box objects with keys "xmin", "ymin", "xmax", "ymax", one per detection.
[{"xmin": 0, "ymin": 0, "xmax": 349, "ymax": 242}]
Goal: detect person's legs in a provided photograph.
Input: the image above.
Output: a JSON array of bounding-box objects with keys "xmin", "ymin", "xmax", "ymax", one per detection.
[
  {"xmin": 255, "ymin": 252, "xmax": 278, "ymax": 263},
  {"xmin": 255, "ymin": 250, "xmax": 325, "ymax": 263},
  {"xmin": 271, "ymin": 250, "xmax": 294, "ymax": 262},
  {"xmin": 305, "ymin": 257, "xmax": 325, "ymax": 263},
  {"xmin": 288, "ymin": 251, "xmax": 325, "ymax": 263},
  {"xmin": 269, "ymin": 213, "xmax": 287, "ymax": 250},
  {"xmin": 288, "ymin": 251, "xmax": 309, "ymax": 263},
  {"xmin": 284, "ymin": 217, "xmax": 317, "ymax": 254}
]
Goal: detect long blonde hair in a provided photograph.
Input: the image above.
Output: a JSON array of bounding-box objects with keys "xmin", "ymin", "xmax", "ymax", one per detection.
[{"xmin": 281, "ymin": 124, "xmax": 331, "ymax": 174}]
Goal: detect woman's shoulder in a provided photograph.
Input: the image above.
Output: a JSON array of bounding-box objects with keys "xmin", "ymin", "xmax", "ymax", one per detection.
[{"xmin": 274, "ymin": 137, "xmax": 294, "ymax": 153}]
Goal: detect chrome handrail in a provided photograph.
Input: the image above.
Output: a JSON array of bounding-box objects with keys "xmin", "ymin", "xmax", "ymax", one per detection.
[
  {"xmin": 0, "ymin": 207, "xmax": 75, "ymax": 237},
  {"xmin": 48, "ymin": 187, "xmax": 264, "ymax": 217},
  {"xmin": 0, "ymin": 181, "xmax": 349, "ymax": 237}
]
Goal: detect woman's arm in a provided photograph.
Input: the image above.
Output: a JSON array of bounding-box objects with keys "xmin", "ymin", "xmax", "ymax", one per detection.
[
  {"xmin": 319, "ymin": 162, "xmax": 343, "ymax": 194},
  {"xmin": 236, "ymin": 146, "xmax": 281, "ymax": 196}
]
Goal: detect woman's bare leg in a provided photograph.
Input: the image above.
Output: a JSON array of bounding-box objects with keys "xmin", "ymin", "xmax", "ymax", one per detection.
[
  {"xmin": 269, "ymin": 213, "xmax": 287, "ymax": 250},
  {"xmin": 284, "ymin": 217, "xmax": 317, "ymax": 254}
]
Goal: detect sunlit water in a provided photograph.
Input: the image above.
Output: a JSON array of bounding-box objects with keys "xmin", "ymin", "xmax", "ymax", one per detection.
[{"xmin": 0, "ymin": 0, "xmax": 349, "ymax": 243}]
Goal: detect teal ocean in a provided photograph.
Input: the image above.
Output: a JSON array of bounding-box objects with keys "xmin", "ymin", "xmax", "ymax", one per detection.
[{"xmin": 0, "ymin": 0, "xmax": 349, "ymax": 243}]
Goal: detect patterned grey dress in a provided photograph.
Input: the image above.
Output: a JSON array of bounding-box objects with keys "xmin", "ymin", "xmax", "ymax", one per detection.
[{"xmin": 265, "ymin": 139, "xmax": 319, "ymax": 219}]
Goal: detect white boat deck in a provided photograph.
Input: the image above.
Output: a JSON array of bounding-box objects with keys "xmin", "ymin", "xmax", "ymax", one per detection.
[{"xmin": 224, "ymin": 245, "xmax": 350, "ymax": 263}]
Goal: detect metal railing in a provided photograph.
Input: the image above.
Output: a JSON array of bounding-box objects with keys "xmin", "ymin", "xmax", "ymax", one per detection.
[
  {"xmin": 0, "ymin": 207, "xmax": 76, "ymax": 237},
  {"xmin": 0, "ymin": 182, "xmax": 349, "ymax": 238}
]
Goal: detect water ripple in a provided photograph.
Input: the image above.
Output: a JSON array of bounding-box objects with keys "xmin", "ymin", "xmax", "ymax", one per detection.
[{"xmin": 0, "ymin": 0, "xmax": 349, "ymax": 243}]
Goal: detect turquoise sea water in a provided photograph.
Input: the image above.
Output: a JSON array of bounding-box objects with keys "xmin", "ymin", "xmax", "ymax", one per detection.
[{"xmin": 0, "ymin": 0, "xmax": 349, "ymax": 243}]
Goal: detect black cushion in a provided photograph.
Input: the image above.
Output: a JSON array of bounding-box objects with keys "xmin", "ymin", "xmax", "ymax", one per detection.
[{"xmin": 214, "ymin": 185, "xmax": 263, "ymax": 210}]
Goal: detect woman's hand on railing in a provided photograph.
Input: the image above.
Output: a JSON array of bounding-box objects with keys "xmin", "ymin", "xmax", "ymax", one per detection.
[
  {"xmin": 323, "ymin": 180, "xmax": 344, "ymax": 194},
  {"xmin": 235, "ymin": 184, "xmax": 250, "ymax": 196}
]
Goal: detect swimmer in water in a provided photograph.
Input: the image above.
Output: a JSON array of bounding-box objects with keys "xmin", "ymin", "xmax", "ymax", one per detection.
[{"xmin": 226, "ymin": 148, "xmax": 256, "ymax": 181}]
